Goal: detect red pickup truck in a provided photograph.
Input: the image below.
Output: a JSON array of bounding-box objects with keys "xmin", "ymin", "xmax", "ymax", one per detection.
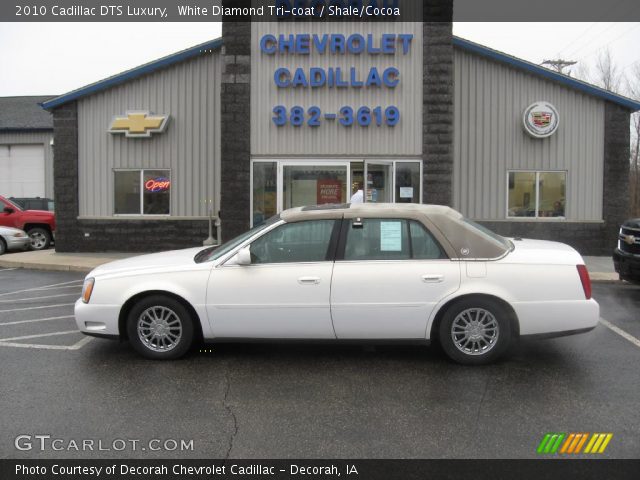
[{"xmin": 0, "ymin": 195, "xmax": 56, "ymax": 250}]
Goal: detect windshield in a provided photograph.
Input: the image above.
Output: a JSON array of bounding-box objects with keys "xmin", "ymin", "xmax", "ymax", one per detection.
[
  {"xmin": 3, "ymin": 198, "xmax": 22, "ymax": 211},
  {"xmin": 194, "ymin": 215, "xmax": 281, "ymax": 264}
]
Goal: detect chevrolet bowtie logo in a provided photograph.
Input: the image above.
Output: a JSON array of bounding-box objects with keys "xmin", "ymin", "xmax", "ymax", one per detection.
[
  {"xmin": 109, "ymin": 111, "xmax": 169, "ymax": 138},
  {"xmin": 624, "ymin": 234, "xmax": 637, "ymax": 246}
]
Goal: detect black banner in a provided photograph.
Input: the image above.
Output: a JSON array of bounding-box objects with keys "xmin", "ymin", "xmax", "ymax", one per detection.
[
  {"xmin": 2, "ymin": 0, "xmax": 640, "ymax": 22},
  {"xmin": 2, "ymin": 460, "xmax": 640, "ymax": 480}
]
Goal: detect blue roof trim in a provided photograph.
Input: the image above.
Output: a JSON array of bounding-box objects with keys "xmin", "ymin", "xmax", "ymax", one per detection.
[
  {"xmin": 41, "ymin": 38, "xmax": 223, "ymax": 111},
  {"xmin": 453, "ymin": 36, "xmax": 640, "ymax": 112}
]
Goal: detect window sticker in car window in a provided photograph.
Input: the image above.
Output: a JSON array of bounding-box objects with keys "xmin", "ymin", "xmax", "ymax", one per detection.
[{"xmin": 380, "ymin": 221, "xmax": 402, "ymax": 252}]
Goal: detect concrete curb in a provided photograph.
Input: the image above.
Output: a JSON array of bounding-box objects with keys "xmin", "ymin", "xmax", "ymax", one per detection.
[
  {"xmin": 0, "ymin": 250, "xmax": 133, "ymax": 274},
  {"xmin": 0, "ymin": 260, "xmax": 94, "ymax": 273}
]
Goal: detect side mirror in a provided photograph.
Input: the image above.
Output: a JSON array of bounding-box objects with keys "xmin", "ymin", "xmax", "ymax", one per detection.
[
  {"xmin": 3, "ymin": 207, "xmax": 14, "ymax": 214},
  {"xmin": 235, "ymin": 247, "xmax": 252, "ymax": 266}
]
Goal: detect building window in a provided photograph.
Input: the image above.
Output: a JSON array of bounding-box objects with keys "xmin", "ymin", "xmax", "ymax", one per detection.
[
  {"xmin": 114, "ymin": 169, "xmax": 171, "ymax": 216},
  {"xmin": 507, "ymin": 171, "xmax": 566, "ymax": 219},
  {"xmin": 252, "ymin": 162, "xmax": 277, "ymax": 227}
]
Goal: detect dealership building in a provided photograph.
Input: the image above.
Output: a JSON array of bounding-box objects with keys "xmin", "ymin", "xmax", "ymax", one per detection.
[
  {"xmin": 42, "ymin": 17, "xmax": 640, "ymax": 254},
  {"xmin": 1, "ymin": 96, "xmax": 55, "ymax": 200}
]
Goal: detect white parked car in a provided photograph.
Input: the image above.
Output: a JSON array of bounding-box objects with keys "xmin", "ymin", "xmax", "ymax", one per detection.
[
  {"xmin": 76, "ymin": 204, "xmax": 599, "ymax": 364},
  {"xmin": 0, "ymin": 226, "xmax": 31, "ymax": 255}
]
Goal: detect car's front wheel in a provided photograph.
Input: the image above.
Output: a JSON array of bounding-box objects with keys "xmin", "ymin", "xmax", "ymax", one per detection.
[
  {"xmin": 126, "ymin": 295, "xmax": 194, "ymax": 360},
  {"xmin": 439, "ymin": 298, "xmax": 512, "ymax": 365},
  {"xmin": 0, "ymin": 238, "xmax": 6, "ymax": 255}
]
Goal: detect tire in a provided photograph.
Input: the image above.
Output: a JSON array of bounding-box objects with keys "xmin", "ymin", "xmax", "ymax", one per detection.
[
  {"xmin": 27, "ymin": 227, "xmax": 51, "ymax": 251},
  {"xmin": 126, "ymin": 295, "xmax": 195, "ymax": 360},
  {"xmin": 0, "ymin": 238, "xmax": 6, "ymax": 255},
  {"xmin": 439, "ymin": 297, "xmax": 513, "ymax": 365}
]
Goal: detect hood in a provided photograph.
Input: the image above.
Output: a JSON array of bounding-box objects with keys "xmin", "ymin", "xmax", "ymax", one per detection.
[
  {"xmin": 0, "ymin": 226, "xmax": 26, "ymax": 235},
  {"xmin": 90, "ymin": 247, "xmax": 208, "ymax": 277},
  {"xmin": 622, "ymin": 218, "xmax": 640, "ymax": 230},
  {"xmin": 24, "ymin": 209, "xmax": 54, "ymax": 217},
  {"xmin": 500, "ymin": 238, "xmax": 584, "ymax": 266}
]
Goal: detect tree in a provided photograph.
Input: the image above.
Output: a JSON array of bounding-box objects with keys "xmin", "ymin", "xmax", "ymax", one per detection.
[
  {"xmin": 627, "ymin": 64, "xmax": 640, "ymax": 216},
  {"xmin": 593, "ymin": 48, "xmax": 625, "ymax": 93}
]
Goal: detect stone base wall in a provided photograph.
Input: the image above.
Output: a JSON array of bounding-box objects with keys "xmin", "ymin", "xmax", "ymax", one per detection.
[
  {"xmin": 479, "ymin": 221, "xmax": 610, "ymax": 256},
  {"xmin": 58, "ymin": 219, "xmax": 215, "ymax": 253}
]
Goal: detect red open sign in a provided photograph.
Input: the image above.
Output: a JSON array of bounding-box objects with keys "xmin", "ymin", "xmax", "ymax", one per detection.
[{"xmin": 145, "ymin": 177, "xmax": 171, "ymax": 193}]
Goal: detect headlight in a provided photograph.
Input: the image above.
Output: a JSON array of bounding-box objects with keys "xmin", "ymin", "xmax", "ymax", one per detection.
[
  {"xmin": 82, "ymin": 277, "xmax": 95, "ymax": 304},
  {"xmin": 13, "ymin": 231, "xmax": 27, "ymax": 238}
]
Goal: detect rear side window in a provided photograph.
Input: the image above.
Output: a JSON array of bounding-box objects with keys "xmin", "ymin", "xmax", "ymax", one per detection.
[
  {"xmin": 409, "ymin": 221, "xmax": 447, "ymax": 259},
  {"xmin": 343, "ymin": 219, "xmax": 447, "ymax": 261},
  {"xmin": 344, "ymin": 219, "xmax": 410, "ymax": 261}
]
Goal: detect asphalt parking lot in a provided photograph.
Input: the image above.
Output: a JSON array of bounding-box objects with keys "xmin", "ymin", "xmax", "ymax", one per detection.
[{"xmin": 1, "ymin": 267, "xmax": 639, "ymax": 460}]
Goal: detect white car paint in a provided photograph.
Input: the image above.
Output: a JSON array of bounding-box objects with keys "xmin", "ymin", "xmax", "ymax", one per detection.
[{"xmin": 74, "ymin": 207, "xmax": 599, "ymax": 354}]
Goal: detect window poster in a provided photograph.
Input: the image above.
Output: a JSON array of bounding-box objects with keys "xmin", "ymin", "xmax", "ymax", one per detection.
[{"xmin": 380, "ymin": 221, "xmax": 402, "ymax": 251}]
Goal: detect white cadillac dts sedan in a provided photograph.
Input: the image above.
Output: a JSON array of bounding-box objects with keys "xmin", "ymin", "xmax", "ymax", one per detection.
[{"xmin": 76, "ymin": 204, "xmax": 599, "ymax": 364}]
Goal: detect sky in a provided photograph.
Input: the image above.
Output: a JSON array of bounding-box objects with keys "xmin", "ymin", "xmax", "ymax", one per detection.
[{"xmin": 0, "ymin": 22, "xmax": 639, "ymax": 97}]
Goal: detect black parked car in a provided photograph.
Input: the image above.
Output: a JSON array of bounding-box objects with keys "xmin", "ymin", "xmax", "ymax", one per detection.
[
  {"xmin": 8, "ymin": 197, "xmax": 54, "ymax": 212},
  {"xmin": 613, "ymin": 218, "xmax": 640, "ymax": 284}
]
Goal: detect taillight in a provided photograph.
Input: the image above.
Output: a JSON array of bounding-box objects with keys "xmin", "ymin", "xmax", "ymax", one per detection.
[{"xmin": 577, "ymin": 265, "xmax": 592, "ymax": 300}]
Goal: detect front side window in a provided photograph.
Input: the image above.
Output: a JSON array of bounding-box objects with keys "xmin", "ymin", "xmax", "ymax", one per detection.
[
  {"xmin": 508, "ymin": 171, "xmax": 566, "ymax": 219},
  {"xmin": 114, "ymin": 169, "xmax": 170, "ymax": 215},
  {"xmin": 250, "ymin": 220, "xmax": 336, "ymax": 264}
]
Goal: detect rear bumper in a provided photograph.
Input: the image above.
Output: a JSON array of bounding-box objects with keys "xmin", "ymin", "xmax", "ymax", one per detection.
[
  {"xmin": 613, "ymin": 248, "xmax": 640, "ymax": 281},
  {"xmin": 514, "ymin": 299, "xmax": 599, "ymax": 336}
]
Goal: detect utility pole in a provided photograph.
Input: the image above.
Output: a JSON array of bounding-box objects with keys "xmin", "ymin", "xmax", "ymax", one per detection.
[{"xmin": 541, "ymin": 59, "xmax": 577, "ymax": 75}]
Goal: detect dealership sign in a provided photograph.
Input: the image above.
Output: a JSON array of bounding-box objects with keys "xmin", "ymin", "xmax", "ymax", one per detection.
[
  {"xmin": 109, "ymin": 111, "xmax": 169, "ymax": 138},
  {"xmin": 523, "ymin": 101, "xmax": 560, "ymax": 138},
  {"xmin": 261, "ymin": 32, "xmax": 413, "ymax": 128}
]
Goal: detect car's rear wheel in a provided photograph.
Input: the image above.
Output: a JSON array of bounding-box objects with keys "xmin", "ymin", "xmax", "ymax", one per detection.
[
  {"xmin": 27, "ymin": 227, "xmax": 51, "ymax": 250},
  {"xmin": 0, "ymin": 238, "xmax": 6, "ymax": 255},
  {"xmin": 126, "ymin": 295, "xmax": 194, "ymax": 360},
  {"xmin": 439, "ymin": 298, "xmax": 512, "ymax": 365}
]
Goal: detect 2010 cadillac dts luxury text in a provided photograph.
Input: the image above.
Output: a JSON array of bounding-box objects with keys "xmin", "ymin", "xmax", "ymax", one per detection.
[{"xmin": 75, "ymin": 204, "xmax": 599, "ymax": 365}]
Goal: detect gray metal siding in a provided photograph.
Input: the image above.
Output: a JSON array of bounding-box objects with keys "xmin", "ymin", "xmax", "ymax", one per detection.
[
  {"xmin": 454, "ymin": 48, "xmax": 605, "ymax": 222},
  {"xmin": 0, "ymin": 131, "xmax": 54, "ymax": 198},
  {"xmin": 77, "ymin": 51, "xmax": 221, "ymax": 218},
  {"xmin": 251, "ymin": 22, "xmax": 423, "ymax": 157}
]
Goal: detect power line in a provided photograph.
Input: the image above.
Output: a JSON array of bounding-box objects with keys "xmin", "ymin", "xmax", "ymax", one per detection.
[
  {"xmin": 579, "ymin": 23, "xmax": 640, "ymax": 69},
  {"xmin": 564, "ymin": 22, "xmax": 622, "ymax": 59},
  {"xmin": 557, "ymin": 22, "xmax": 602, "ymax": 57}
]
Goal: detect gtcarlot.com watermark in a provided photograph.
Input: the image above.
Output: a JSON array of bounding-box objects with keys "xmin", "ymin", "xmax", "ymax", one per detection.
[{"xmin": 15, "ymin": 434, "xmax": 194, "ymax": 452}]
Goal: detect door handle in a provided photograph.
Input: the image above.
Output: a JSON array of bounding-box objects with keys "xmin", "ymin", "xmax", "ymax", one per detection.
[
  {"xmin": 422, "ymin": 274, "xmax": 444, "ymax": 283},
  {"xmin": 298, "ymin": 276, "xmax": 321, "ymax": 285}
]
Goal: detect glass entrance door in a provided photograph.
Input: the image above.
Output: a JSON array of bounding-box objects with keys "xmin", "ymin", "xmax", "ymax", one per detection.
[{"xmin": 364, "ymin": 162, "xmax": 393, "ymax": 203}]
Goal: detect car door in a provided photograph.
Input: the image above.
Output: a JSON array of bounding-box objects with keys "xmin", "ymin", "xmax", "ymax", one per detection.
[
  {"xmin": 330, "ymin": 218, "xmax": 461, "ymax": 339},
  {"xmin": 206, "ymin": 219, "xmax": 340, "ymax": 339}
]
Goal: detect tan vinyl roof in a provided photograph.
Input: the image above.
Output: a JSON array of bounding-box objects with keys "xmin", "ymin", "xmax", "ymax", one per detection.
[{"xmin": 280, "ymin": 204, "xmax": 511, "ymax": 260}]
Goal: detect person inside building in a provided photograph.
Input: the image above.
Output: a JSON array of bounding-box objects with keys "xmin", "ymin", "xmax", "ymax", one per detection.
[{"xmin": 350, "ymin": 182, "xmax": 364, "ymax": 204}]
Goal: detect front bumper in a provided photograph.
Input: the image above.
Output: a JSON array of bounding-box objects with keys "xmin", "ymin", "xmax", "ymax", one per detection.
[
  {"xmin": 613, "ymin": 248, "xmax": 640, "ymax": 282},
  {"xmin": 5, "ymin": 236, "xmax": 31, "ymax": 251},
  {"xmin": 74, "ymin": 299, "xmax": 121, "ymax": 337}
]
